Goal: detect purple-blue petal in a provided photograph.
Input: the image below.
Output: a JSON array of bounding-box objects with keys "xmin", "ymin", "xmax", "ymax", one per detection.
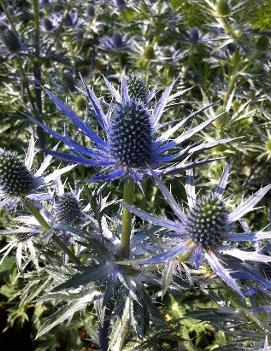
[
  {"xmin": 88, "ymin": 168, "xmax": 127, "ymax": 183},
  {"xmin": 119, "ymin": 243, "xmax": 188, "ymax": 265},
  {"xmin": 205, "ymin": 250, "xmax": 244, "ymax": 297},
  {"xmin": 46, "ymin": 90, "xmax": 109, "ymax": 149},
  {"xmin": 193, "ymin": 246, "xmax": 203, "ymax": 269},
  {"xmin": 45, "ymin": 150, "xmax": 112, "ymax": 166},
  {"xmin": 28, "ymin": 115, "xmax": 107, "ymax": 159},
  {"xmin": 81, "ymin": 77, "xmax": 110, "ymax": 135},
  {"xmin": 123, "ymin": 203, "xmax": 183, "ymax": 232}
]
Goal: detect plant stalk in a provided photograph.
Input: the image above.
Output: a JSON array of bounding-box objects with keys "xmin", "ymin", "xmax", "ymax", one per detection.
[
  {"xmin": 120, "ymin": 177, "xmax": 135, "ymax": 258},
  {"xmin": 32, "ymin": 0, "xmax": 46, "ymax": 150},
  {"xmin": 32, "ymin": 0, "xmax": 42, "ymax": 114},
  {"xmin": 24, "ymin": 198, "xmax": 81, "ymax": 265}
]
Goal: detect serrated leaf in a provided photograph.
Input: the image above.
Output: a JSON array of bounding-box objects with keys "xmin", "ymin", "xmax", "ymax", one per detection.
[
  {"xmin": 162, "ymin": 260, "xmax": 177, "ymax": 297},
  {"xmin": 36, "ymin": 290, "xmax": 98, "ymax": 338},
  {"xmin": 53, "ymin": 263, "xmax": 115, "ymax": 291},
  {"xmin": 109, "ymin": 297, "xmax": 131, "ymax": 350}
]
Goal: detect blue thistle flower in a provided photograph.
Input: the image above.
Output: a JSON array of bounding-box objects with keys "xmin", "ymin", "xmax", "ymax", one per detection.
[
  {"xmin": 123, "ymin": 162, "xmax": 271, "ymax": 297},
  {"xmin": 186, "ymin": 194, "xmax": 231, "ymax": 248},
  {"xmin": 127, "ymin": 74, "xmax": 149, "ymax": 105},
  {"xmin": 1, "ymin": 28, "xmax": 21, "ymax": 52},
  {"xmin": 40, "ymin": 14, "xmax": 61, "ymax": 33},
  {"xmin": 189, "ymin": 28, "xmax": 200, "ymax": 44},
  {"xmin": 55, "ymin": 193, "xmax": 84, "ymax": 226},
  {"xmin": 29, "ymin": 76, "xmax": 236, "ymax": 184},
  {"xmin": 42, "ymin": 17, "xmax": 54, "ymax": 31},
  {"xmin": 63, "ymin": 11, "xmax": 83, "ymax": 27},
  {"xmin": 0, "ymin": 135, "xmax": 74, "ymax": 210},
  {"xmin": 109, "ymin": 101, "xmax": 152, "ymax": 167},
  {"xmin": 0, "ymin": 176, "xmax": 91, "ymax": 270},
  {"xmin": 0, "ymin": 150, "xmax": 38, "ymax": 196},
  {"xmin": 53, "ymin": 178, "xmax": 88, "ymax": 228},
  {"xmin": 100, "ymin": 32, "xmax": 132, "ymax": 51}
]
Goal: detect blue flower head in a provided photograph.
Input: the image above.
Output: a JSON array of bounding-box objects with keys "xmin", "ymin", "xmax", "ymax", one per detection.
[
  {"xmin": 123, "ymin": 162, "xmax": 271, "ymax": 297},
  {"xmin": 0, "ymin": 150, "xmax": 38, "ymax": 196},
  {"xmin": 127, "ymin": 74, "xmax": 149, "ymax": 105},
  {"xmin": 55, "ymin": 192, "xmax": 83, "ymax": 226},
  {"xmin": 186, "ymin": 194, "xmax": 231, "ymax": 248},
  {"xmin": 54, "ymin": 177, "xmax": 87, "ymax": 227},
  {"xmin": 30, "ymin": 75, "xmax": 235, "ymax": 184},
  {"xmin": 100, "ymin": 32, "xmax": 132, "ymax": 51},
  {"xmin": 110, "ymin": 101, "xmax": 152, "ymax": 167},
  {"xmin": 0, "ymin": 135, "xmax": 74, "ymax": 210}
]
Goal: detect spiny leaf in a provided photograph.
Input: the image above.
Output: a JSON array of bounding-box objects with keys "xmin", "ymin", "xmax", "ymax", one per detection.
[{"xmin": 53, "ymin": 263, "xmax": 115, "ymax": 291}]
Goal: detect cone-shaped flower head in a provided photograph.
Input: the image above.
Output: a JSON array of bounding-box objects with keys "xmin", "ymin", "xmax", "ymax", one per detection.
[
  {"xmin": 112, "ymin": 32, "xmax": 123, "ymax": 47},
  {"xmin": 187, "ymin": 195, "xmax": 230, "ymax": 248},
  {"xmin": 29, "ymin": 75, "xmax": 236, "ymax": 184},
  {"xmin": 0, "ymin": 136, "xmax": 74, "ymax": 210},
  {"xmin": 127, "ymin": 74, "xmax": 149, "ymax": 105},
  {"xmin": 1, "ymin": 28, "xmax": 21, "ymax": 52},
  {"xmin": 123, "ymin": 163, "xmax": 271, "ymax": 297},
  {"xmin": 109, "ymin": 101, "xmax": 152, "ymax": 167},
  {"xmin": 55, "ymin": 192, "xmax": 83, "ymax": 226},
  {"xmin": 0, "ymin": 150, "xmax": 37, "ymax": 196},
  {"xmin": 189, "ymin": 28, "xmax": 200, "ymax": 44},
  {"xmin": 42, "ymin": 17, "xmax": 54, "ymax": 31},
  {"xmin": 100, "ymin": 32, "xmax": 132, "ymax": 50},
  {"xmin": 62, "ymin": 72, "xmax": 76, "ymax": 92},
  {"xmin": 216, "ymin": 0, "xmax": 231, "ymax": 16}
]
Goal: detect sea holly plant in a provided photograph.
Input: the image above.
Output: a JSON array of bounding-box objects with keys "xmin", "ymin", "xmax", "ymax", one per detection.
[
  {"xmin": 28, "ymin": 74, "xmax": 237, "ymax": 259},
  {"xmin": 1, "ymin": 72, "xmax": 271, "ymax": 351},
  {"xmin": 122, "ymin": 163, "xmax": 271, "ymax": 297},
  {"xmin": 0, "ymin": 0, "xmax": 270, "ymax": 349}
]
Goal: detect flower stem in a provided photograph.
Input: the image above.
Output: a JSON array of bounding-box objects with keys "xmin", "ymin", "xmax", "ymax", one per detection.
[
  {"xmin": 32, "ymin": 0, "xmax": 42, "ymax": 114},
  {"xmin": 120, "ymin": 177, "xmax": 135, "ymax": 258},
  {"xmin": 15, "ymin": 55, "xmax": 37, "ymax": 114},
  {"xmin": 32, "ymin": 0, "xmax": 47, "ymax": 150},
  {"xmin": 24, "ymin": 198, "xmax": 81, "ymax": 265},
  {"xmin": 223, "ymin": 72, "xmax": 237, "ymax": 107}
]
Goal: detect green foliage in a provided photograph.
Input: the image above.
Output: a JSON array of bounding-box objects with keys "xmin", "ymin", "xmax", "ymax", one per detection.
[{"xmin": 252, "ymin": 0, "xmax": 271, "ymax": 28}]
